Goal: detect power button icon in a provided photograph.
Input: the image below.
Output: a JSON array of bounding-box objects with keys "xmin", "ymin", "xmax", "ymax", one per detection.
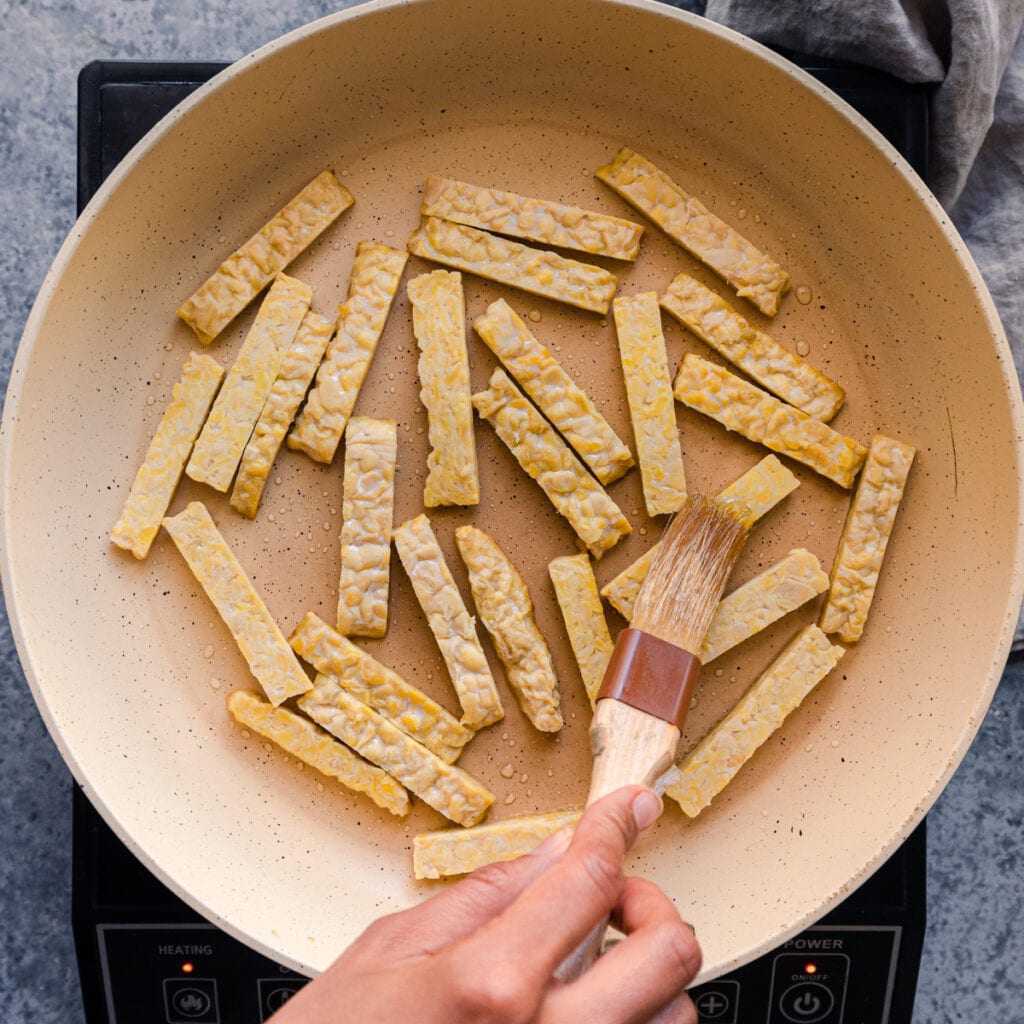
[{"xmin": 779, "ymin": 982, "xmax": 834, "ymax": 1023}]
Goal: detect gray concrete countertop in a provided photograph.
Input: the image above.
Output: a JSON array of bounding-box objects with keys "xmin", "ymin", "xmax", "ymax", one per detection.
[{"xmin": 1, "ymin": 2, "xmax": 1020, "ymax": 1022}]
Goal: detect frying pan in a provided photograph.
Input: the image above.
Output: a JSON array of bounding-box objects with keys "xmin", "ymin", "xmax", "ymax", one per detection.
[{"xmin": 2, "ymin": 0, "xmax": 1022, "ymax": 984}]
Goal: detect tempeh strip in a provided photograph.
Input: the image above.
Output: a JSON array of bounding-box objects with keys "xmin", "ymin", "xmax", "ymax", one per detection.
[
  {"xmin": 595, "ymin": 148, "xmax": 789, "ymax": 316},
  {"xmin": 472, "ymin": 369, "xmax": 631, "ymax": 558},
  {"xmin": 661, "ymin": 625, "xmax": 844, "ymax": 816},
  {"xmin": 548, "ymin": 554, "xmax": 614, "ymax": 707},
  {"xmin": 422, "ymin": 175, "xmax": 643, "ymax": 261},
  {"xmin": 289, "ymin": 612, "xmax": 472, "ymax": 763},
  {"xmin": 408, "ymin": 270, "xmax": 479, "ymax": 506},
  {"xmin": 299, "ymin": 674, "xmax": 494, "ymax": 826},
  {"xmin": 288, "ymin": 241, "xmax": 408, "ymax": 463},
  {"xmin": 230, "ymin": 311, "xmax": 334, "ymax": 518},
  {"xmin": 407, "ymin": 216, "xmax": 617, "ymax": 314},
  {"xmin": 601, "ymin": 455, "xmax": 799, "ymax": 620},
  {"xmin": 111, "ymin": 352, "xmax": 224, "ymax": 558},
  {"xmin": 162, "ymin": 502, "xmax": 311, "ymax": 705},
  {"xmin": 393, "ymin": 514, "xmax": 504, "ymax": 730},
  {"xmin": 227, "ymin": 690, "xmax": 409, "ymax": 816},
  {"xmin": 674, "ymin": 355, "xmax": 867, "ymax": 488},
  {"xmin": 699, "ymin": 549, "xmax": 829, "ymax": 663},
  {"xmin": 819, "ymin": 434, "xmax": 916, "ymax": 643},
  {"xmin": 661, "ymin": 272, "xmax": 844, "ymax": 422},
  {"xmin": 414, "ymin": 809, "xmax": 582, "ymax": 879},
  {"xmin": 336, "ymin": 417, "xmax": 397, "ymax": 638},
  {"xmin": 178, "ymin": 170, "xmax": 353, "ymax": 345},
  {"xmin": 474, "ymin": 298, "xmax": 633, "ymax": 485},
  {"xmin": 187, "ymin": 273, "xmax": 313, "ymax": 491},
  {"xmin": 455, "ymin": 526, "xmax": 562, "ymax": 733},
  {"xmin": 613, "ymin": 292, "xmax": 687, "ymax": 514}
]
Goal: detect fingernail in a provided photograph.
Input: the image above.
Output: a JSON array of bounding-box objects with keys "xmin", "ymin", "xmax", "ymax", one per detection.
[
  {"xmin": 530, "ymin": 827, "xmax": 573, "ymax": 860},
  {"xmin": 632, "ymin": 788, "xmax": 663, "ymax": 832}
]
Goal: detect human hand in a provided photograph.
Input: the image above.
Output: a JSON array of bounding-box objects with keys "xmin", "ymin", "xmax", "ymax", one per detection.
[{"xmin": 270, "ymin": 785, "xmax": 701, "ymax": 1023}]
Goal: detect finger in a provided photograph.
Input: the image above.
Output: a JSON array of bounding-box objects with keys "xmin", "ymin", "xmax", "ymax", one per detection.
[
  {"xmin": 463, "ymin": 786, "xmax": 662, "ymax": 981},
  {"xmin": 645, "ymin": 992, "xmax": 699, "ymax": 1024},
  {"xmin": 539, "ymin": 877, "xmax": 701, "ymax": 1024},
  {"xmin": 351, "ymin": 827, "xmax": 574, "ymax": 962}
]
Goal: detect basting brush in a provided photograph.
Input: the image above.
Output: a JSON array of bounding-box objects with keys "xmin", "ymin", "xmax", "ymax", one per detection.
[{"xmin": 557, "ymin": 493, "xmax": 749, "ymax": 979}]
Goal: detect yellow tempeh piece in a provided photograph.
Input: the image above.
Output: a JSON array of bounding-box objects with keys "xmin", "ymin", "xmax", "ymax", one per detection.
[
  {"xmin": 422, "ymin": 175, "xmax": 643, "ymax": 261},
  {"xmin": 111, "ymin": 353, "xmax": 224, "ymax": 559},
  {"xmin": 288, "ymin": 612, "xmax": 473, "ymax": 764},
  {"xmin": 474, "ymin": 299, "xmax": 633, "ymax": 485},
  {"xmin": 177, "ymin": 170, "xmax": 353, "ymax": 345},
  {"xmin": 662, "ymin": 625, "xmax": 844, "ymax": 816},
  {"xmin": 455, "ymin": 526, "xmax": 562, "ymax": 733},
  {"xmin": 473, "ymin": 369, "xmax": 631, "ymax": 558},
  {"xmin": 162, "ymin": 503, "xmax": 311, "ymax": 706},
  {"xmin": 548, "ymin": 554, "xmax": 614, "ymax": 707},
  {"xmin": 186, "ymin": 273, "xmax": 313, "ymax": 491},
  {"xmin": 661, "ymin": 272, "xmax": 844, "ymax": 422},
  {"xmin": 227, "ymin": 690, "xmax": 409, "ymax": 816},
  {"xmin": 414, "ymin": 808, "xmax": 582, "ymax": 879},
  {"xmin": 700, "ymin": 549, "xmax": 829, "ymax": 663},
  {"xmin": 820, "ymin": 434, "xmax": 916, "ymax": 643},
  {"xmin": 613, "ymin": 292, "xmax": 687, "ymax": 515},
  {"xmin": 393, "ymin": 514, "xmax": 504, "ymax": 730},
  {"xmin": 230, "ymin": 311, "xmax": 334, "ymax": 518},
  {"xmin": 407, "ymin": 216, "xmax": 617, "ymax": 314},
  {"xmin": 299, "ymin": 674, "xmax": 494, "ymax": 826},
  {"xmin": 408, "ymin": 270, "xmax": 479, "ymax": 507},
  {"xmin": 674, "ymin": 355, "xmax": 867, "ymax": 488},
  {"xmin": 595, "ymin": 148, "xmax": 790, "ymax": 316},
  {"xmin": 288, "ymin": 241, "xmax": 408, "ymax": 463},
  {"xmin": 336, "ymin": 417, "xmax": 397, "ymax": 638},
  {"xmin": 601, "ymin": 455, "xmax": 800, "ymax": 620}
]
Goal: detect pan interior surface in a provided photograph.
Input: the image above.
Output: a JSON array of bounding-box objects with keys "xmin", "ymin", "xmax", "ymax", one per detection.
[{"xmin": 2, "ymin": 0, "xmax": 1021, "ymax": 981}]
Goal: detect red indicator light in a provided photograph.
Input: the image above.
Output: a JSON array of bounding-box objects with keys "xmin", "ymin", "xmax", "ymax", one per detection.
[
  {"xmin": 182, "ymin": 962, "xmax": 195, "ymax": 974},
  {"xmin": 804, "ymin": 963, "xmax": 817, "ymax": 975}
]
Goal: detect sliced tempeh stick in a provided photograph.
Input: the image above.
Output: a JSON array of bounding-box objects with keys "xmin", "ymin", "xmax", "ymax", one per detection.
[
  {"xmin": 819, "ymin": 434, "xmax": 916, "ymax": 643},
  {"xmin": 661, "ymin": 625, "xmax": 844, "ymax": 816},
  {"xmin": 455, "ymin": 526, "xmax": 562, "ymax": 733},
  {"xmin": 111, "ymin": 352, "xmax": 224, "ymax": 559},
  {"xmin": 230, "ymin": 311, "xmax": 334, "ymax": 518},
  {"xmin": 613, "ymin": 292, "xmax": 687, "ymax": 515},
  {"xmin": 595, "ymin": 148, "xmax": 790, "ymax": 316},
  {"xmin": 288, "ymin": 241, "xmax": 408, "ymax": 463},
  {"xmin": 187, "ymin": 273, "xmax": 313, "ymax": 491},
  {"xmin": 422, "ymin": 175, "xmax": 643, "ymax": 261},
  {"xmin": 407, "ymin": 216, "xmax": 617, "ymax": 314},
  {"xmin": 474, "ymin": 298, "xmax": 633, "ymax": 485},
  {"xmin": 408, "ymin": 270, "xmax": 480, "ymax": 507},
  {"xmin": 393, "ymin": 514, "xmax": 504, "ymax": 730},
  {"xmin": 601, "ymin": 455, "xmax": 799, "ymax": 620},
  {"xmin": 227, "ymin": 690, "xmax": 409, "ymax": 816},
  {"xmin": 472, "ymin": 369, "xmax": 631, "ymax": 558},
  {"xmin": 299, "ymin": 674, "xmax": 494, "ymax": 826},
  {"xmin": 660, "ymin": 272, "xmax": 844, "ymax": 422},
  {"xmin": 336, "ymin": 417, "xmax": 397, "ymax": 638},
  {"xmin": 162, "ymin": 502, "xmax": 311, "ymax": 705},
  {"xmin": 288, "ymin": 612, "xmax": 472, "ymax": 763},
  {"xmin": 548, "ymin": 554, "xmax": 614, "ymax": 707},
  {"xmin": 674, "ymin": 355, "xmax": 867, "ymax": 488},
  {"xmin": 699, "ymin": 548, "xmax": 829, "ymax": 663},
  {"xmin": 414, "ymin": 808, "xmax": 583, "ymax": 879},
  {"xmin": 177, "ymin": 170, "xmax": 353, "ymax": 345}
]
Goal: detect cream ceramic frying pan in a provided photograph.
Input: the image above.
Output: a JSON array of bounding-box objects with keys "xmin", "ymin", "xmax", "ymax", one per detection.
[{"xmin": 2, "ymin": 0, "xmax": 1022, "ymax": 983}]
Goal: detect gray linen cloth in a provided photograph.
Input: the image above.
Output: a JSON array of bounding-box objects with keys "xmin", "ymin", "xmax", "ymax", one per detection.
[{"xmin": 698, "ymin": 0, "xmax": 1024, "ymax": 648}]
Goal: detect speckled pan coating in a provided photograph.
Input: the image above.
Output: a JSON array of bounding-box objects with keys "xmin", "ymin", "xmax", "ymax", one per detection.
[{"xmin": 2, "ymin": 0, "xmax": 1022, "ymax": 988}]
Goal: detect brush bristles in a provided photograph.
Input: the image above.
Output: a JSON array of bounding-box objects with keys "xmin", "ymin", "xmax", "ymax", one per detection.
[{"xmin": 632, "ymin": 495, "xmax": 749, "ymax": 653}]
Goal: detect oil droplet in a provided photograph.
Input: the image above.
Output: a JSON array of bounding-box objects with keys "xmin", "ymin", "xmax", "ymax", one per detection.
[
  {"xmin": 296, "ymin": 762, "xmax": 304, "ymax": 771},
  {"xmin": 500, "ymin": 763, "xmax": 514, "ymax": 778},
  {"xmin": 503, "ymin": 793, "xmax": 517, "ymax": 805},
  {"xmin": 638, "ymin": 526, "xmax": 648, "ymax": 536},
  {"xmin": 209, "ymin": 677, "xmax": 222, "ymax": 690},
  {"xmin": 805, "ymin": 744, "xmax": 814, "ymax": 753},
  {"xmin": 736, "ymin": 208, "xmax": 748, "ymax": 221},
  {"xmin": 322, "ymin": 521, "xmax": 331, "ymax": 531},
  {"xmin": 317, "ymin": 782, "xmax": 325, "ymax": 792},
  {"xmin": 263, "ymin": 743, "xmax": 272, "ymax": 753},
  {"xmin": 600, "ymin": 320, "xmax": 608, "ymax": 328},
  {"xmin": 275, "ymin": 477, "xmax": 283, "ymax": 486},
  {"xmin": 762, "ymin": 809, "xmax": 769, "ymax": 817},
  {"xmin": 689, "ymin": 696, "xmax": 698, "ymax": 709},
  {"xmin": 631, "ymin": 508, "xmax": 641, "ymax": 517},
  {"xmin": 795, "ymin": 340, "xmax": 811, "ymax": 357},
  {"xmin": 203, "ymin": 645, "xmax": 214, "ymax": 659},
  {"xmin": 153, "ymin": 372, "xmax": 162, "ymax": 381},
  {"xmin": 268, "ymin": 514, "xmax": 276, "ymax": 523},
  {"xmin": 388, "ymin": 372, "xmax": 395, "ymax": 381},
  {"xmin": 795, "ymin": 285, "xmax": 813, "ymax": 305},
  {"xmin": 308, "ymin": 547, "xmax": 316, "ymax": 554},
  {"xmin": 163, "ymin": 343, "xmax": 173, "ymax": 351},
  {"xmin": 241, "ymin": 729, "xmax": 252, "ymax": 739},
  {"xmin": 526, "ymin": 789, "xmax": 533, "ymax": 798},
  {"xmin": 830, "ymin": 740, "xmax": 840, "ymax": 748},
  {"xmin": 385, "ymin": 229, "xmax": 395, "ymax": 238},
  {"xmin": 528, "ymin": 309, "xmax": 542, "ymax": 323},
  {"xmin": 330, "ymin": 508, "xmax": 338, "ymax": 516},
  {"xmin": 547, "ymin": 769, "xmax": 553, "ymax": 777},
  {"xmin": 714, "ymin": 668, "xmax": 724, "ymax": 677},
  {"xmin": 146, "ymin": 395, "xmax": 156, "ymax": 406},
  {"xmin": 501, "ymin": 732, "xmax": 509, "ymax": 740},
  {"xmin": 753, "ymin": 213, "xmax": 761, "ymax": 223},
  {"xmin": 519, "ymin": 773, "xmax": 529, "ymax": 783},
  {"xmin": 217, "ymin": 235, "xmax": 227, "ymax": 244},
  {"xmin": 729, "ymin": 199, "xmax": 738, "ymax": 207},
  {"xmin": 332, "ymin": 241, "xmax": 342, "ymax": 251},
  {"xmin": 508, "ymin": 739, "xmax": 516, "ymax": 747},
  {"xmin": 729, "ymin": 675, "xmax": 737, "ymax": 683}
]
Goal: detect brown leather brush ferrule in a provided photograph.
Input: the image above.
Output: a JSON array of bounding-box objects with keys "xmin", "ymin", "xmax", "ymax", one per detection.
[{"xmin": 596, "ymin": 627, "xmax": 701, "ymax": 731}]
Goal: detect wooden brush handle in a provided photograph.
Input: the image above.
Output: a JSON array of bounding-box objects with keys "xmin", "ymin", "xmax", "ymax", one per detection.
[{"xmin": 553, "ymin": 700, "xmax": 680, "ymax": 983}]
